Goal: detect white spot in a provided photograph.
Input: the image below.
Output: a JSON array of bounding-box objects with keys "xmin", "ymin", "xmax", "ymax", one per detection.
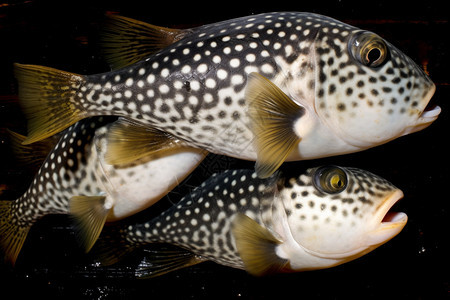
[
  {"xmin": 114, "ymin": 75, "xmax": 121, "ymax": 82},
  {"xmin": 172, "ymin": 59, "xmax": 180, "ymax": 66},
  {"xmin": 189, "ymin": 95, "xmax": 198, "ymax": 105},
  {"xmin": 161, "ymin": 68, "xmax": 170, "ymax": 78},
  {"xmin": 181, "ymin": 65, "xmax": 191, "ymax": 74},
  {"xmin": 231, "ymin": 74, "xmax": 244, "ymax": 85},
  {"xmin": 222, "ymin": 36, "xmax": 231, "ymax": 42},
  {"xmin": 124, "ymin": 90, "xmax": 132, "ymax": 98},
  {"xmin": 147, "ymin": 74, "xmax": 155, "ymax": 84},
  {"xmin": 193, "ymin": 54, "xmax": 202, "ymax": 61},
  {"xmin": 223, "ymin": 47, "xmax": 231, "ymax": 55},
  {"xmin": 127, "ymin": 102, "xmax": 137, "ymax": 111},
  {"xmin": 125, "ymin": 78, "xmax": 134, "ymax": 87},
  {"xmin": 235, "ymin": 44, "xmax": 244, "ymax": 52},
  {"xmin": 152, "ymin": 62, "xmax": 159, "ymax": 69},
  {"xmin": 249, "ymin": 42, "xmax": 258, "ymax": 49},
  {"xmin": 138, "ymin": 68, "xmax": 146, "ymax": 75},
  {"xmin": 202, "ymin": 214, "xmax": 211, "ymax": 222},
  {"xmin": 204, "ymin": 93, "xmax": 214, "ymax": 103},
  {"xmin": 141, "ymin": 104, "xmax": 151, "ymax": 112},
  {"xmin": 261, "ymin": 63, "xmax": 274, "ymax": 74},
  {"xmin": 217, "ymin": 69, "xmax": 228, "ymax": 80},
  {"xmin": 159, "ymin": 84, "xmax": 170, "ymax": 94},
  {"xmin": 213, "ymin": 55, "xmax": 221, "ymax": 64},
  {"xmin": 246, "ymin": 53, "xmax": 256, "ymax": 62},
  {"xmin": 183, "ymin": 48, "xmax": 190, "ymax": 55},
  {"xmin": 230, "ymin": 58, "xmax": 240, "ymax": 68},
  {"xmin": 197, "ymin": 64, "xmax": 208, "ymax": 73},
  {"xmin": 261, "ymin": 50, "xmax": 270, "ymax": 57},
  {"xmin": 190, "ymin": 81, "xmax": 200, "ymax": 91},
  {"xmin": 190, "ymin": 218, "xmax": 198, "ymax": 226},
  {"xmin": 205, "ymin": 78, "xmax": 216, "ymax": 89}
]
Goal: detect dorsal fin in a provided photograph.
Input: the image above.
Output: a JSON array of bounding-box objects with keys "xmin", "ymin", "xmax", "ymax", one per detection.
[
  {"xmin": 101, "ymin": 14, "xmax": 192, "ymax": 70},
  {"xmin": 7, "ymin": 129, "xmax": 57, "ymax": 172}
]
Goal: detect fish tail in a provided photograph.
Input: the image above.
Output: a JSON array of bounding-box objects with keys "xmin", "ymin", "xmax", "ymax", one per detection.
[
  {"xmin": 0, "ymin": 200, "xmax": 30, "ymax": 265},
  {"xmin": 14, "ymin": 63, "xmax": 88, "ymax": 144}
]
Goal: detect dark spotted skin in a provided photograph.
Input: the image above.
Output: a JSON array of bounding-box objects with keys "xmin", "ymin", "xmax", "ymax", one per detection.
[
  {"xmin": 119, "ymin": 166, "xmax": 399, "ymax": 270},
  {"xmin": 72, "ymin": 12, "xmax": 435, "ymax": 160}
]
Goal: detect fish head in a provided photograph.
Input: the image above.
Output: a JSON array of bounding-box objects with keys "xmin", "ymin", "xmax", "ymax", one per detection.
[
  {"xmin": 277, "ymin": 166, "xmax": 407, "ymax": 270},
  {"xmin": 312, "ymin": 27, "xmax": 439, "ymax": 149}
]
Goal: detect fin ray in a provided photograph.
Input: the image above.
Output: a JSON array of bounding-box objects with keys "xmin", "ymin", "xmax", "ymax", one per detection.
[
  {"xmin": 232, "ymin": 213, "xmax": 289, "ymax": 276},
  {"xmin": 246, "ymin": 73, "xmax": 304, "ymax": 178},
  {"xmin": 8, "ymin": 130, "xmax": 56, "ymax": 172},
  {"xmin": 14, "ymin": 63, "xmax": 88, "ymax": 144},
  {"xmin": 136, "ymin": 245, "xmax": 204, "ymax": 279},
  {"xmin": 0, "ymin": 200, "xmax": 30, "ymax": 265},
  {"xmin": 105, "ymin": 118, "xmax": 181, "ymax": 165},
  {"xmin": 101, "ymin": 14, "xmax": 191, "ymax": 70},
  {"xmin": 70, "ymin": 195, "xmax": 110, "ymax": 252}
]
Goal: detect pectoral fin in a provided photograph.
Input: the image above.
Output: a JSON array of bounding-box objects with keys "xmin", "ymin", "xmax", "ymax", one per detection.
[
  {"xmin": 231, "ymin": 213, "xmax": 289, "ymax": 276},
  {"xmin": 105, "ymin": 118, "xmax": 182, "ymax": 165},
  {"xmin": 70, "ymin": 195, "xmax": 110, "ymax": 252},
  {"xmin": 246, "ymin": 72, "xmax": 304, "ymax": 178},
  {"xmin": 101, "ymin": 14, "xmax": 192, "ymax": 69}
]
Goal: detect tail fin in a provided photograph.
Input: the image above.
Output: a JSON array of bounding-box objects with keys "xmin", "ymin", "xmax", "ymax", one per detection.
[
  {"xmin": 0, "ymin": 200, "xmax": 30, "ymax": 265},
  {"xmin": 14, "ymin": 63, "xmax": 88, "ymax": 144}
]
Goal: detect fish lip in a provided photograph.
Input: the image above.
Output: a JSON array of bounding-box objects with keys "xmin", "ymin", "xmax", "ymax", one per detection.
[
  {"xmin": 419, "ymin": 83, "xmax": 440, "ymax": 121},
  {"xmin": 404, "ymin": 84, "xmax": 440, "ymax": 135},
  {"xmin": 367, "ymin": 189, "xmax": 408, "ymax": 246}
]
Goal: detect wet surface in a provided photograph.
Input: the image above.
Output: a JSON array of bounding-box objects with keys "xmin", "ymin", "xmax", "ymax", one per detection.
[{"xmin": 0, "ymin": 0, "xmax": 449, "ymax": 299}]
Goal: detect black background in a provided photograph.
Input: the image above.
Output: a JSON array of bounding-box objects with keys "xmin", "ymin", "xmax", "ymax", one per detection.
[{"xmin": 0, "ymin": 0, "xmax": 448, "ymax": 299}]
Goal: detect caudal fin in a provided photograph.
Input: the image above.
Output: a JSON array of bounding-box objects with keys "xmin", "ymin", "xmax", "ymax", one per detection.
[
  {"xmin": 14, "ymin": 63, "xmax": 88, "ymax": 144},
  {"xmin": 0, "ymin": 200, "xmax": 30, "ymax": 265}
]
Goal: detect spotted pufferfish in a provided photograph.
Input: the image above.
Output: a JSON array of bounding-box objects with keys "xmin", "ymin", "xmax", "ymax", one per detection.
[
  {"xmin": 14, "ymin": 12, "xmax": 439, "ymax": 178},
  {"xmin": 94, "ymin": 166, "xmax": 407, "ymax": 277},
  {"xmin": 0, "ymin": 117, "xmax": 206, "ymax": 265}
]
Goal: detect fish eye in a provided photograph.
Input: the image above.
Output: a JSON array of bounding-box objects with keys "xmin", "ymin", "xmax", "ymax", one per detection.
[
  {"xmin": 313, "ymin": 166, "xmax": 348, "ymax": 194},
  {"xmin": 349, "ymin": 32, "xmax": 388, "ymax": 68}
]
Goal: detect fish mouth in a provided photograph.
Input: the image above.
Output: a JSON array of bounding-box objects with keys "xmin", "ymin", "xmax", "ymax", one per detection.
[
  {"xmin": 404, "ymin": 84, "xmax": 441, "ymax": 135},
  {"xmin": 367, "ymin": 189, "xmax": 407, "ymax": 246}
]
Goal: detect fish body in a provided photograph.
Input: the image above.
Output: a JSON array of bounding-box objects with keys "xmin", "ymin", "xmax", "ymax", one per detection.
[
  {"xmin": 0, "ymin": 117, "xmax": 206, "ymax": 264},
  {"xmin": 15, "ymin": 12, "xmax": 439, "ymax": 177},
  {"xmin": 96, "ymin": 166, "xmax": 407, "ymax": 277}
]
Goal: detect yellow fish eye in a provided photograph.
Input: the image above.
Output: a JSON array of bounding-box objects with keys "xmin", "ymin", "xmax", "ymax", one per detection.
[
  {"xmin": 314, "ymin": 166, "xmax": 348, "ymax": 194},
  {"xmin": 349, "ymin": 31, "xmax": 388, "ymax": 68}
]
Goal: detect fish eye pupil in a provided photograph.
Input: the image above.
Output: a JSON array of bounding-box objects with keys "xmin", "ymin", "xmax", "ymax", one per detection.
[{"xmin": 367, "ymin": 48, "xmax": 382, "ymax": 66}]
